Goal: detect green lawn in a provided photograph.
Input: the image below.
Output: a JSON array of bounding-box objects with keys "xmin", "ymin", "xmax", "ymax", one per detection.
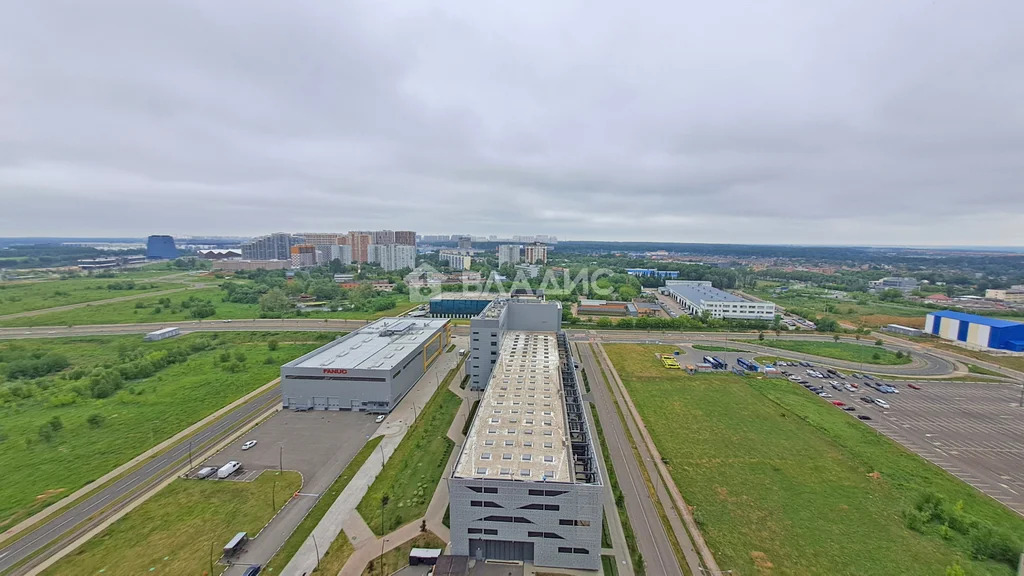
[
  {"xmin": 691, "ymin": 344, "xmax": 747, "ymax": 353},
  {"xmin": 1, "ymin": 288, "xmax": 418, "ymax": 327},
  {"xmin": 966, "ymin": 364, "xmax": 1007, "ymax": 378},
  {"xmin": 0, "ymin": 277, "xmax": 186, "ymax": 316},
  {"xmin": 360, "ymin": 532, "xmax": 445, "ymax": 576},
  {"xmin": 43, "ymin": 471, "xmax": 301, "ymax": 576},
  {"xmin": 929, "ymin": 343, "xmax": 1024, "ymax": 374},
  {"xmin": 739, "ymin": 338, "xmax": 912, "ymax": 365},
  {"xmin": 602, "ymin": 555, "xmax": 621, "ymax": 576},
  {"xmin": 264, "ymin": 435, "xmax": 383, "ymax": 573},
  {"xmin": 0, "ymin": 333, "xmax": 324, "ymax": 527},
  {"xmin": 357, "ymin": 363, "xmax": 463, "ymax": 535},
  {"xmin": 606, "ymin": 343, "xmax": 1024, "ymax": 576},
  {"xmin": 314, "ymin": 528, "xmax": 356, "ymax": 575}
]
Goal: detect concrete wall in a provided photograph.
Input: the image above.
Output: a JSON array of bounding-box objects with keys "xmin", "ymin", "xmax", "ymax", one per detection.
[
  {"xmin": 449, "ymin": 478, "xmax": 602, "ymax": 571},
  {"xmin": 506, "ymin": 300, "xmax": 562, "ymax": 332}
]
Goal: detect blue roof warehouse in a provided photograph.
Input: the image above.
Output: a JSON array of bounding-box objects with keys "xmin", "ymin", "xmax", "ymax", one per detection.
[{"xmin": 925, "ymin": 311, "xmax": 1024, "ymax": 352}]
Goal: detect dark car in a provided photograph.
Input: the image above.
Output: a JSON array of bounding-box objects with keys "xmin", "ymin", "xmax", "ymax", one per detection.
[
  {"xmin": 860, "ymin": 396, "xmax": 875, "ymax": 404},
  {"xmin": 857, "ymin": 415, "xmax": 872, "ymax": 421},
  {"xmin": 841, "ymin": 406, "xmax": 856, "ymax": 412},
  {"xmin": 242, "ymin": 566, "xmax": 262, "ymax": 576}
]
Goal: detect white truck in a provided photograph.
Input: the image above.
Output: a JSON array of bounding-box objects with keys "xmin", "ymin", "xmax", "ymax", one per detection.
[{"xmin": 217, "ymin": 461, "xmax": 241, "ymax": 479}]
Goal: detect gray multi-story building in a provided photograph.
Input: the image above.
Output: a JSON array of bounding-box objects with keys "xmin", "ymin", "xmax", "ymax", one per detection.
[
  {"xmin": 241, "ymin": 233, "xmax": 301, "ymax": 261},
  {"xmin": 449, "ymin": 325, "xmax": 602, "ymax": 570},
  {"xmin": 280, "ymin": 318, "xmax": 450, "ymax": 412},
  {"xmin": 869, "ymin": 276, "xmax": 919, "ymax": 293},
  {"xmin": 328, "ymin": 244, "xmax": 353, "ymax": 266},
  {"xmin": 367, "ymin": 244, "xmax": 416, "ymax": 271},
  {"xmin": 498, "ymin": 244, "xmax": 521, "ymax": 267},
  {"xmin": 467, "ymin": 296, "xmax": 561, "ymax": 391}
]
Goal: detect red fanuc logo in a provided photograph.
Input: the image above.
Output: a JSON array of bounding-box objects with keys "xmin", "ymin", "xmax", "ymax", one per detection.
[{"xmin": 323, "ymin": 368, "xmax": 348, "ymax": 375}]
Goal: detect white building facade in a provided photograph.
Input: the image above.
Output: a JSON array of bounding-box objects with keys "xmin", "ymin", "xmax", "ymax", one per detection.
[{"xmin": 664, "ymin": 280, "xmax": 775, "ymax": 321}]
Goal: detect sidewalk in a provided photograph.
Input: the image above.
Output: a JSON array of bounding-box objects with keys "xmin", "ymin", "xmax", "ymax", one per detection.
[{"xmin": 282, "ymin": 342, "xmax": 463, "ymax": 576}]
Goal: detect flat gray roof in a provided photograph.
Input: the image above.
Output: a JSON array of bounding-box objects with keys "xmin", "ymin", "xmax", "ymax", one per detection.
[
  {"xmin": 284, "ymin": 318, "xmax": 449, "ymax": 371},
  {"xmin": 666, "ymin": 282, "xmax": 747, "ymax": 304},
  {"xmin": 430, "ymin": 292, "xmax": 496, "ymax": 301}
]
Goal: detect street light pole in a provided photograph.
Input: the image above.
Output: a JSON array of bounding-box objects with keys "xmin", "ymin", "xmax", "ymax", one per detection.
[
  {"xmin": 312, "ymin": 534, "xmax": 321, "ymax": 570},
  {"xmin": 279, "ymin": 445, "xmax": 283, "ymax": 473}
]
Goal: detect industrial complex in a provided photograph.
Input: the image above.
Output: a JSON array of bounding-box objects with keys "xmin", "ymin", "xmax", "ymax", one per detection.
[
  {"xmin": 449, "ymin": 295, "xmax": 603, "ymax": 570},
  {"xmin": 662, "ymin": 280, "xmax": 776, "ymax": 320},
  {"xmin": 280, "ymin": 318, "xmax": 451, "ymax": 412},
  {"xmin": 925, "ymin": 310, "xmax": 1024, "ymax": 352}
]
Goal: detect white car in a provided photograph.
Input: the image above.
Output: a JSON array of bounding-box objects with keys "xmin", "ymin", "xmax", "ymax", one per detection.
[
  {"xmin": 375, "ymin": 414, "xmax": 386, "ymax": 423},
  {"xmin": 241, "ymin": 440, "xmax": 257, "ymax": 450},
  {"xmin": 873, "ymin": 398, "xmax": 891, "ymax": 409}
]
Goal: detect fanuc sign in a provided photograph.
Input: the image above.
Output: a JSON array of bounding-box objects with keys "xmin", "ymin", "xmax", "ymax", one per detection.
[{"xmin": 323, "ymin": 368, "xmax": 349, "ymax": 375}]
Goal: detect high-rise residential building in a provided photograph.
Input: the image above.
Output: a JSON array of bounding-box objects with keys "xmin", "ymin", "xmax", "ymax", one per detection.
[
  {"xmin": 329, "ymin": 244, "xmax": 353, "ymax": 266},
  {"xmin": 341, "ymin": 232, "xmax": 372, "ymax": 263},
  {"xmin": 457, "ymin": 236, "xmax": 473, "ymax": 250},
  {"xmin": 368, "ymin": 244, "xmax": 416, "ymax": 271},
  {"xmin": 297, "ymin": 232, "xmax": 341, "ymax": 246},
  {"xmin": 241, "ymin": 233, "xmax": 300, "ymax": 261},
  {"xmin": 498, "ymin": 244, "xmax": 521, "ymax": 267},
  {"xmin": 394, "ymin": 230, "xmax": 416, "ymax": 246},
  {"xmin": 372, "ymin": 230, "xmax": 396, "ymax": 245},
  {"xmin": 146, "ymin": 235, "xmax": 177, "ymax": 259},
  {"xmin": 440, "ymin": 250, "xmax": 472, "ymax": 270},
  {"xmin": 290, "ymin": 245, "xmax": 317, "ymax": 268},
  {"xmin": 524, "ymin": 242, "xmax": 548, "ymax": 264}
]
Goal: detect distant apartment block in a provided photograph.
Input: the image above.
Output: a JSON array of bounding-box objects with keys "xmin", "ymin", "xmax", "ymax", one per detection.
[
  {"xmin": 290, "ymin": 245, "xmax": 317, "ymax": 268},
  {"xmin": 524, "ymin": 242, "xmax": 548, "ymax": 264},
  {"xmin": 328, "ymin": 244, "xmax": 353, "ymax": 266},
  {"xmin": 985, "ymin": 287, "xmax": 1024, "ymax": 303},
  {"xmin": 241, "ymin": 233, "xmax": 301, "ymax": 261},
  {"xmin": 213, "ymin": 259, "xmax": 291, "ymax": 272},
  {"xmin": 368, "ymin": 244, "xmax": 416, "ymax": 271},
  {"xmin": 394, "ymin": 230, "xmax": 416, "ymax": 246},
  {"xmin": 440, "ymin": 250, "xmax": 473, "ymax": 270},
  {"xmin": 664, "ymin": 280, "xmax": 775, "ymax": 321},
  {"xmin": 625, "ymin": 268, "xmax": 679, "ymax": 279},
  {"xmin": 458, "ymin": 236, "xmax": 473, "ymax": 250},
  {"xmin": 498, "ymin": 244, "xmax": 521, "ymax": 267}
]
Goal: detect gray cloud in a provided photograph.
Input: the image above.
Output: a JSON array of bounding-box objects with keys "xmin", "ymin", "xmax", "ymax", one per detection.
[{"xmin": 1, "ymin": 0, "xmax": 1023, "ymax": 245}]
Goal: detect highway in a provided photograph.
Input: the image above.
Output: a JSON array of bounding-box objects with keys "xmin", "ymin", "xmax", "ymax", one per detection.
[
  {"xmin": 0, "ymin": 385, "xmax": 281, "ymax": 575},
  {"xmin": 576, "ymin": 342, "xmax": 687, "ymax": 576}
]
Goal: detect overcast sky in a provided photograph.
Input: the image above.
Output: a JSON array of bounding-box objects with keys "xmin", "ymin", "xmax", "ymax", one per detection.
[{"xmin": 2, "ymin": 1, "xmax": 1023, "ymax": 245}]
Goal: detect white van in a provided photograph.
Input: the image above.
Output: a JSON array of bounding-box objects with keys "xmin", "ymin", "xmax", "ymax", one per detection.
[
  {"xmin": 458, "ymin": 349, "xmax": 466, "ymax": 357},
  {"xmin": 217, "ymin": 461, "xmax": 241, "ymax": 479}
]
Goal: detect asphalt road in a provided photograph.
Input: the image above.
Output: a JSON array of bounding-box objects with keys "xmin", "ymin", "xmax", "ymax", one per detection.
[
  {"xmin": 0, "ymin": 385, "xmax": 282, "ymax": 575},
  {"xmin": 576, "ymin": 343, "xmax": 686, "ymax": 576}
]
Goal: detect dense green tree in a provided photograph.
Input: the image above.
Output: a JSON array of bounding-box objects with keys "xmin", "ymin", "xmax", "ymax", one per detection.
[{"xmin": 259, "ymin": 288, "xmax": 293, "ymax": 318}]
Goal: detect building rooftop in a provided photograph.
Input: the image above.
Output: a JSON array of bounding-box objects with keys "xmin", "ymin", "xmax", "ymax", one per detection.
[
  {"xmin": 928, "ymin": 310, "xmax": 1024, "ymax": 329},
  {"xmin": 430, "ymin": 292, "xmax": 497, "ymax": 301},
  {"xmin": 453, "ymin": 331, "xmax": 572, "ymax": 483},
  {"xmin": 284, "ymin": 318, "xmax": 449, "ymax": 371},
  {"xmin": 665, "ymin": 281, "xmax": 747, "ymax": 303}
]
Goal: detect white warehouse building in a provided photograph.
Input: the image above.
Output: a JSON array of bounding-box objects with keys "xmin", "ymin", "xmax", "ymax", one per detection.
[
  {"xmin": 280, "ymin": 318, "xmax": 450, "ymax": 412},
  {"xmin": 664, "ymin": 280, "xmax": 776, "ymax": 321}
]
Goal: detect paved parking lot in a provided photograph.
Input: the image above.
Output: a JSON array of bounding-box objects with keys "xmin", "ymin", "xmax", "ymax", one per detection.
[
  {"xmin": 200, "ymin": 409, "xmax": 380, "ymax": 481},
  {"xmin": 856, "ymin": 380, "xmax": 1024, "ymax": 516}
]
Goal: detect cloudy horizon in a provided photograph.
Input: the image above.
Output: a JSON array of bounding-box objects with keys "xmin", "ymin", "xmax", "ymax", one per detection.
[{"xmin": 2, "ymin": 1, "xmax": 1023, "ymax": 245}]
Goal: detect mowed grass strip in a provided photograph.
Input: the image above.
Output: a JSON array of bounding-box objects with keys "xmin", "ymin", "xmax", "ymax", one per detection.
[
  {"xmin": 263, "ymin": 435, "xmax": 383, "ymax": 572},
  {"xmin": 42, "ymin": 471, "xmax": 301, "ymax": 576},
  {"xmin": 0, "ymin": 277, "xmax": 185, "ymax": 316},
  {"xmin": 739, "ymin": 338, "xmax": 911, "ymax": 365},
  {"xmin": 605, "ymin": 343, "xmax": 1024, "ymax": 576},
  {"xmin": 0, "ymin": 333, "xmax": 322, "ymax": 525},
  {"xmin": 358, "ymin": 362, "xmax": 464, "ymax": 535}
]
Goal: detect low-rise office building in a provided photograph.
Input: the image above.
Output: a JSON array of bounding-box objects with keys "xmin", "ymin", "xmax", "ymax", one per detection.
[
  {"xmin": 281, "ymin": 318, "xmax": 451, "ymax": 412},
  {"xmin": 449, "ymin": 330, "xmax": 602, "ymax": 570},
  {"xmin": 664, "ymin": 280, "xmax": 775, "ymax": 321}
]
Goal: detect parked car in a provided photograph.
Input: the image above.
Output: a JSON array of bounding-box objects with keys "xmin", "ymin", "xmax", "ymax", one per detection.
[
  {"xmin": 857, "ymin": 415, "xmax": 873, "ymax": 421},
  {"xmin": 844, "ymin": 384, "xmax": 857, "ymax": 393},
  {"xmin": 852, "ymin": 373, "xmax": 863, "ymax": 379},
  {"xmin": 242, "ymin": 565, "xmax": 262, "ymax": 576},
  {"xmin": 818, "ymin": 392, "xmax": 833, "ymax": 398},
  {"xmin": 908, "ymin": 383, "xmax": 922, "ymax": 390},
  {"xmin": 196, "ymin": 466, "xmax": 218, "ymax": 479},
  {"xmin": 860, "ymin": 396, "xmax": 875, "ymax": 404},
  {"xmin": 375, "ymin": 414, "xmax": 386, "ymax": 423},
  {"xmin": 831, "ymin": 400, "xmax": 845, "ymax": 406},
  {"xmin": 241, "ymin": 440, "xmax": 257, "ymax": 451},
  {"xmin": 864, "ymin": 374, "xmax": 875, "ymax": 381},
  {"xmin": 831, "ymin": 382, "xmax": 843, "ymax": 391},
  {"xmin": 841, "ymin": 406, "xmax": 856, "ymax": 412},
  {"xmin": 874, "ymin": 398, "xmax": 891, "ymax": 409}
]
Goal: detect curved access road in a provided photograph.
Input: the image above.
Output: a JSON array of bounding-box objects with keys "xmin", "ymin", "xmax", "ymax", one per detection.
[{"xmin": 0, "ymin": 386, "xmax": 280, "ymax": 576}]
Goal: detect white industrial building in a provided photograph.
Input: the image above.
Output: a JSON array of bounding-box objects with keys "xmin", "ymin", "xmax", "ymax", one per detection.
[
  {"xmin": 368, "ymin": 244, "xmax": 416, "ymax": 271},
  {"xmin": 144, "ymin": 327, "xmax": 180, "ymax": 341},
  {"xmin": 440, "ymin": 250, "xmax": 473, "ymax": 270},
  {"xmin": 498, "ymin": 244, "xmax": 521, "ymax": 267},
  {"xmin": 449, "ymin": 298, "xmax": 602, "ymax": 570},
  {"xmin": 664, "ymin": 280, "xmax": 775, "ymax": 321},
  {"xmin": 280, "ymin": 318, "xmax": 451, "ymax": 412}
]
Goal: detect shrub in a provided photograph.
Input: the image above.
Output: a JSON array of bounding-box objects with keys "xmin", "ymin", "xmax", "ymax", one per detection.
[
  {"xmin": 267, "ymin": 339, "xmax": 279, "ymax": 351},
  {"xmin": 233, "ymin": 350, "xmax": 247, "ymax": 363},
  {"xmin": 38, "ymin": 424, "xmax": 55, "ymax": 443},
  {"xmin": 48, "ymin": 415, "xmax": 64, "ymax": 432},
  {"xmin": 87, "ymin": 413, "xmax": 106, "ymax": 428}
]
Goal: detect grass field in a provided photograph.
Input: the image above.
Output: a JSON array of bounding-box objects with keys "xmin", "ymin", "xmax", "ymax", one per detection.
[
  {"xmin": 1, "ymin": 287, "xmax": 417, "ymax": 326},
  {"xmin": 602, "ymin": 555, "xmax": 621, "ymax": 576},
  {"xmin": 0, "ymin": 276, "xmax": 186, "ymax": 316},
  {"xmin": 751, "ymin": 288, "xmax": 931, "ymax": 329},
  {"xmin": 43, "ymin": 471, "xmax": 301, "ymax": 576},
  {"xmin": 357, "ymin": 362, "xmax": 463, "ymax": 535},
  {"xmin": 314, "ymin": 528, "xmax": 355, "ymax": 575},
  {"xmin": 0, "ymin": 332, "xmax": 324, "ymax": 527},
  {"xmin": 740, "ymin": 339, "xmax": 912, "ymax": 365},
  {"xmin": 605, "ymin": 343, "xmax": 1024, "ymax": 576},
  {"xmin": 263, "ymin": 436, "xmax": 383, "ymax": 573},
  {"xmin": 691, "ymin": 344, "xmax": 747, "ymax": 352},
  {"xmin": 359, "ymin": 532, "xmax": 445, "ymax": 576},
  {"xmin": 966, "ymin": 364, "xmax": 1007, "ymax": 378},
  {"xmin": 931, "ymin": 343, "xmax": 1024, "ymax": 373}
]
